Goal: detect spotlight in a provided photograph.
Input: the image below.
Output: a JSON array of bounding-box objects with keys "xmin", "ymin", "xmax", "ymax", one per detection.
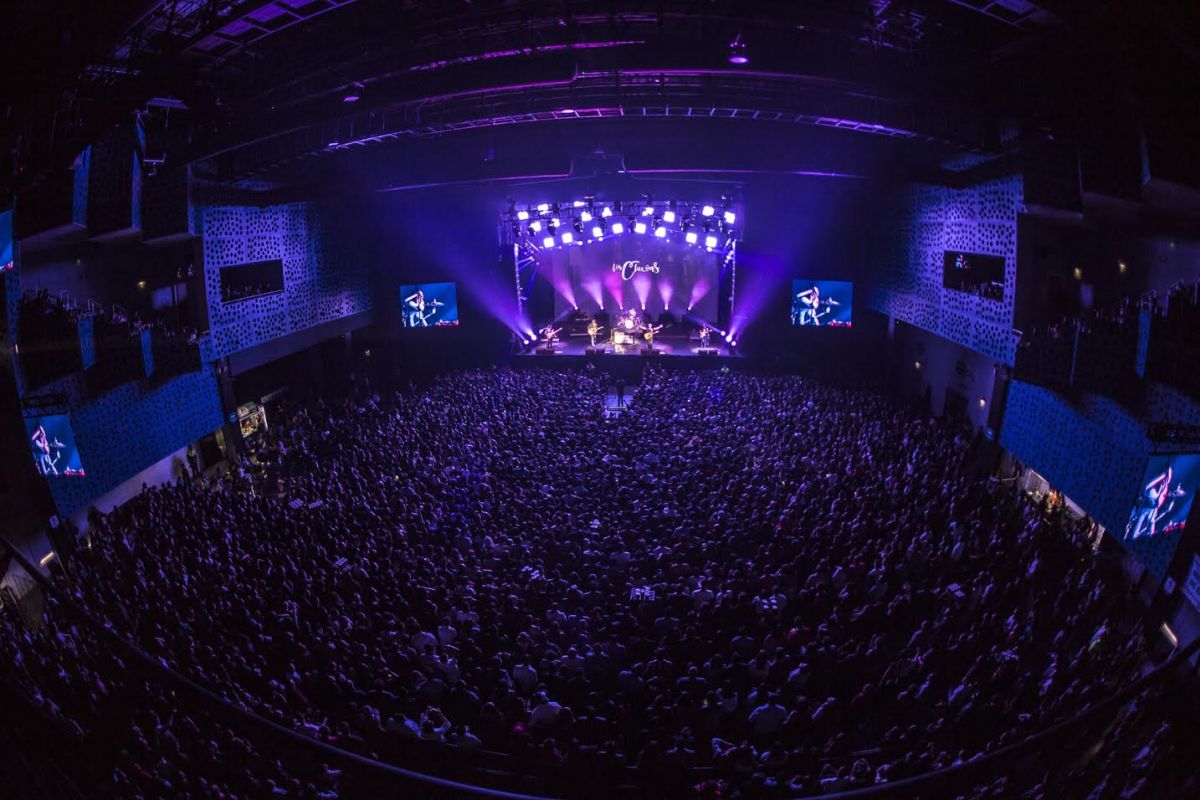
[
  {"xmin": 537, "ymin": 203, "xmax": 550, "ymax": 212},
  {"xmin": 731, "ymin": 340, "xmax": 738, "ymax": 347},
  {"xmin": 654, "ymin": 227, "xmax": 667, "ymax": 238},
  {"xmin": 601, "ymin": 207, "xmax": 613, "ymax": 218},
  {"xmin": 723, "ymin": 211, "xmax": 736, "ymax": 224},
  {"xmin": 685, "ymin": 231, "xmax": 698, "ymax": 244},
  {"xmin": 611, "ymin": 222, "xmax": 625, "ymax": 234},
  {"xmin": 543, "ymin": 236, "xmax": 556, "ymax": 248},
  {"xmin": 702, "ymin": 205, "xmax": 715, "ymax": 216},
  {"xmin": 561, "ymin": 232, "xmax": 574, "ymax": 244},
  {"xmin": 573, "ymin": 200, "xmax": 586, "ymax": 207},
  {"xmin": 705, "ymin": 235, "xmax": 718, "ymax": 248},
  {"xmin": 592, "ymin": 226, "xmax": 604, "ymax": 238},
  {"xmin": 634, "ymin": 222, "xmax": 648, "ymax": 234},
  {"xmin": 581, "ymin": 211, "xmax": 593, "ymax": 222},
  {"xmin": 551, "ymin": 218, "xmax": 560, "ymax": 228},
  {"xmin": 517, "ymin": 210, "xmax": 530, "ymax": 221},
  {"xmin": 642, "ymin": 206, "xmax": 654, "ymax": 217},
  {"xmin": 728, "ymin": 33, "xmax": 748, "ymax": 65},
  {"xmin": 663, "ymin": 210, "xmax": 676, "ymax": 224},
  {"xmin": 530, "ymin": 221, "xmax": 543, "ymax": 232}
]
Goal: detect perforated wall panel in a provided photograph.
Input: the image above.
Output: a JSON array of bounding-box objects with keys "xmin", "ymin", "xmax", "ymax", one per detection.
[
  {"xmin": 200, "ymin": 202, "xmax": 372, "ymax": 358},
  {"xmin": 870, "ymin": 176, "xmax": 1022, "ymax": 364},
  {"xmin": 999, "ymin": 380, "xmax": 1189, "ymax": 578},
  {"xmin": 1000, "ymin": 380, "xmax": 1148, "ymax": 535},
  {"xmin": 44, "ymin": 367, "xmax": 223, "ymax": 516}
]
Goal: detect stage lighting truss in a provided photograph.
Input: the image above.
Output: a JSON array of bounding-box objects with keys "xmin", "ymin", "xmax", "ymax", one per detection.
[{"xmin": 501, "ymin": 199, "xmax": 740, "ymax": 254}]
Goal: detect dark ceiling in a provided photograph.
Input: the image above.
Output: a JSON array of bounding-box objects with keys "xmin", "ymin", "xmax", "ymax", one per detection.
[{"xmin": 2, "ymin": 0, "xmax": 1198, "ymax": 197}]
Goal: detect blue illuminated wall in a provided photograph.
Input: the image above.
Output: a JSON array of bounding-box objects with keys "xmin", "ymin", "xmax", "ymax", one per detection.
[
  {"xmin": 998, "ymin": 379, "xmax": 1199, "ymax": 579},
  {"xmin": 200, "ymin": 201, "xmax": 373, "ymax": 358},
  {"xmin": 41, "ymin": 369, "xmax": 223, "ymax": 516},
  {"xmin": 870, "ymin": 176, "xmax": 1022, "ymax": 364},
  {"xmin": 1000, "ymin": 380, "xmax": 1148, "ymax": 535}
]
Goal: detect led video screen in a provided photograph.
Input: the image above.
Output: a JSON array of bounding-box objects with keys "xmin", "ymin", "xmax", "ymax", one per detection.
[
  {"xmin": 545, "ymin": 236, "xmax": 720, "ymax": 322},
  {"xmin": 1124, "ymin": 454, "xmax": 1200, "ymax": 542},
  {"xmin": 219, "ymin": 259, "xmax": 284, "ymax": 303},
  {"xmin": 1, "ymin": 208, "xmax": 13, "ymax": 272},
  {"xmin": 943, "ymin": 251, "xmax": 1005, "ymax": 301},
  {"xmin": 401, "ymin": 282, "xmax": 459, "ymax": 328},
  {"xmin": 25, "ymin": 414, "xmax": 86, "ymax": 478},
  {"xmin": 791, "ymin": 280, "xmax": 853, "ymax": 327}
]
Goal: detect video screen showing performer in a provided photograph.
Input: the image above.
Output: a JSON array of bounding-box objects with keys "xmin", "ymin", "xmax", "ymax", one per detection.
[
  {"xmin": 401, "ymin": 282, "xmax": 459, "ymax": 328},
  {"xmin": 1124, "ymin": 454, "xmax": 1200, "ymax": 542},
  {"xmin": 24, "ymin": 414, "xmax": 86, "ymax": 478},
  {"xmin": 791, "ymin": 279, "xmax": 853, "ymax": 328}
]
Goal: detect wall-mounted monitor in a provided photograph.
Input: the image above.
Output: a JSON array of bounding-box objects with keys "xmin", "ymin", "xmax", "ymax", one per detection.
[
  {"xmin": 1125, "ymin": 454, "xmax": 1200, "ymax": 542},
  {"xmin": 943, "ymin": 251, "xmax": 1005, "ymax": 301},
  {"xmin": 25, "ymin": 414, "xmax": 86, "ymax": 478},
  {"xmin": 219, "ymin": 259, "xmax": 285, "ymax": 303},
  {"xmin": 791, "ymin": 279, "xmax": 853, "ymax": 327},
  {"xmin": 401, "ymin": 282, "xmax": 459, "ymax": 328}
]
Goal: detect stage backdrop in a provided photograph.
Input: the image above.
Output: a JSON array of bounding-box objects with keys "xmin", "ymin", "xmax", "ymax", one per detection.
[{"xmin": 545, "ymin": 236, "xmax": 721, "ymax": 322}]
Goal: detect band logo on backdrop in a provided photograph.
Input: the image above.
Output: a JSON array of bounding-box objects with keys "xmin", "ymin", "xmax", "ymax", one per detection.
[{"xmin": 612, "ymin": 260, "xmax": 660, "ymax": 281}]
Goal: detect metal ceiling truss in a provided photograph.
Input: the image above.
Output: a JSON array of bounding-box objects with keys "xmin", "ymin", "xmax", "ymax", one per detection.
[
  {"xmin": 87, "ymin": 0, "xmax": 361, "ymax": 84},
  {"xmin": 207, "ymin": 70, "xmax": 983, "ymax": 180}
]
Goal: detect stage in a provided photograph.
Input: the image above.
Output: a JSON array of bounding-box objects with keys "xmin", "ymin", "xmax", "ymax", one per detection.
[{"xmin": 515, "ymin": 334, "xmax": 738, "ymax": 361}]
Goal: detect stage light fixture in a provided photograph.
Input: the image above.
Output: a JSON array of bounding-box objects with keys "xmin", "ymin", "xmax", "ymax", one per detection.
[
  {"xmin": 611, "ymin": 222, "xmax": 625, "ymax": 234},
  {"xmin": 573, "ymin": 200, "xmax": 585, "ymax": 207},
  {"xmin": 663, "ymin": 210, "xmax": 676, "ymax": 224},
  {"xmin": 537, "ymin": 203, "xmax": 550, "ymax": 212},
  {"xmin": 551, "ymin": 218, "xmax": 560, "ymax": 228},
  {"xmin": 654, "ymin": 227, "xmax": 667, "ymax": 238},
  {"xmin": 686, "ymin": 231, "xmax": 698, "ymax": 244},
  {"xmin": 728, "ymin": 33, "xmax": 748, "ymax": 65},
  {"xmin": 723, "ymin": 211, "xmax": 736, "ymax": 224},
  {"xmin": 530, "ymin": 221, "xmax": 543, "ymax": 232},
  {"xmin": 642, "ymin": 206, "xmax": 654, "ymax": 216},
  {"xmin": 702, "ymin": 205, "xmax": 715, "ymax": 216},
  {"xmin": 592, "ymin": 226, "xmax": 604, "ymax": 238},
  {"xmin": 634, "ymin": 222, "xmax": 648, "ymax": 234},
  {"xmin": 705, "ymin": 235, "xmax": 718, "ymax": 248},
  {"xmin": 562, "ymin": 232, "xmax": 574, "ymax": 244},
  {"xmin": 601, "ymin": 207, "xmax": 613, "ymax": 218},
  {"xmin": 543, "ymin": 236, "xmax": 556, "ymax": 248},
  {"xmin": 581, "ymin": 211, "xmax": 593, "ymax": 222},
  {"xmin": 517, "ymin": 210, "xmax": 529, "ymax": 221}
]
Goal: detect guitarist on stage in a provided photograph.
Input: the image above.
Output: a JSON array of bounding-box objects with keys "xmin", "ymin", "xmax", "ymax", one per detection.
[
  {"xmin": 540, "ymin": 322, "xmax": 562, "ymax": 345},
  {"xmin": 586, "ymin": 318, "xmax": 605, "ymax": 348}
]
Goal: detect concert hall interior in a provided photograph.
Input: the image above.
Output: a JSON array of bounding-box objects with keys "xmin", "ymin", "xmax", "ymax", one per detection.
[{"xmin": 3, "ymin": 2, "xmax": 1200, "ymax": 799}]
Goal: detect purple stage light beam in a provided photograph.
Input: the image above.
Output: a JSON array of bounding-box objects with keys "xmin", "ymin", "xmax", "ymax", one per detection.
[{"xmin": 632, "ymin": 273, "xmax": 652, "ymax": 310}]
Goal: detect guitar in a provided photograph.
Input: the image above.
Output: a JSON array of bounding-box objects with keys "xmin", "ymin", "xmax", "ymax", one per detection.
[{"xmin": 642, "ymin": 324, "xmax": 664, "ymax": 341}]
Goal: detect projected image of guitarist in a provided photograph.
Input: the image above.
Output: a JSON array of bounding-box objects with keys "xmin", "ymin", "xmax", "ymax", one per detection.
[
  {"xmin": 31, "ymin": 424, "xmax": 64, "ymax": 476},
  {"xmin": 404, "ymin": 289, "xmax": 444, "ymax": 328},
  {"xmin": 793, "ymin": 285, "xmax": 841, "ymax": 326}
]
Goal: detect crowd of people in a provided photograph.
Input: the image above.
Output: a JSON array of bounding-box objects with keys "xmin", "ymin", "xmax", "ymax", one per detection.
[{"xmin": 1, "ymin": 366, "xmax": 1178, "ymax": 798}]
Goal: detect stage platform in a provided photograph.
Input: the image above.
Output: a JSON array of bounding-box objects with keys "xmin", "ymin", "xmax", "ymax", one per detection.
[{"xmin": 515, "ymin": 335, "xmax": 738, "ymax": 361}]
